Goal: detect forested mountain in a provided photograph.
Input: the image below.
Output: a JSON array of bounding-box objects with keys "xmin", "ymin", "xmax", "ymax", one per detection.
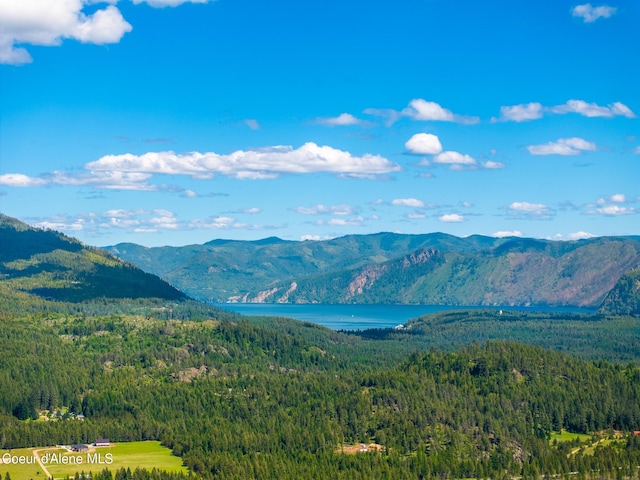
[
  {"xmin": 2, "ymin": 311, "xmax": 640, "ymax": 480},
  {"xmin": 0, "ymin": 214, "xmax": 188, "ymax": 313},
  {"xmin": 599, "ymin": 268, "xmax": 640, "ymax": 315},
  {"xmin": 106, "ymin": 233, "xmax": 640, "ymax": 307}
]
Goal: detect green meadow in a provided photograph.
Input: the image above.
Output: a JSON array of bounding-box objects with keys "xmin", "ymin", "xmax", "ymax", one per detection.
[{"xmin": 1, "ymin": 441, "xmax": 186, "ymax": 480}]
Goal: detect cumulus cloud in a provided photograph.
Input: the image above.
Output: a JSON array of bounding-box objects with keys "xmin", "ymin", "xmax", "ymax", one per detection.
[
  {"xmin": 241, "ymin": 207, "xmax": 262, "ymax": 214},
  {"xmin": 33, "ymin": 209, "xmax": 183, "ymax": 237},
  {"xmin": 508, "ymin": 202, "xmax": 553, "ymax": 219},
  {"xmin": 433, "ymin": 151, "xmax": 477, "ymax": 167},
  {"xmin": 86, "ymin": 142, "xmax": 401, "ymax": 180},
  {"xmin": 0, "ymin": 173, "xmax": 48, "ymax": 187},
  {"xmin": 0, "ymin": 0, "xmax": 215, "ymax": 65},
  {"xmin": 293, "ymin": 204, "xmax": 357, "ymax": 216},
  {"xmin": 326, "ymin": 217, "xmax": 365, "ymax": 227},
  {"xmin": 405, "ymin": 133, "xmax": 443, "ymax": 155},
  {"xmin": 588, "ymin": 205, "xmax": 635, "ymax": 215},
  {"xmin": 0, "ymin": 0, "xmax": 133, "ymax": 65},
  {"xmin": 482, "ymin": 161, "xmax": 505, "ymax": 169},
  {"xmin": 391, "ymin": 198, "xmax": 425, "ymax": 208},
  {"xmin": 609, "ymin": 193, "xmax": 626, "ymax": 203},
  {"xmin": 527, "ymin": 137, "xmax": 597, "ymax": 156},
  {"xmin": 494, "ymin": 102, "xmax": 544, "ymax": 122},
  {"xmin": 496, "ymin": 99, "xmax": 635, "ymax": 122},
  {"xmin": 492, "ymin": 230, "xmax": 524, "ymax": 238},
  {"xmin": 587, "ymin": 194, "xmax": 636, "ymax": 216},
  {"xmin": 438, "ymin": 214, "xmax": 464, "ymax": 223},
  {"xmin": 403, "ymin": 99, "xmax": 480, "ymax": 125},
  {"xmin": 572, "ymin": 3, "xmax": 617, "ymax": 22},
  {"xmin": 567, "ymin": 231, "xmax": 595, "ymax": 240},
  {"xmin": 550, "ymin": 100, "xmax": 635, "ymax": 118},
  {"xmin": 314, "ymin": 113, "xmax": 366, "ymax": 127}
]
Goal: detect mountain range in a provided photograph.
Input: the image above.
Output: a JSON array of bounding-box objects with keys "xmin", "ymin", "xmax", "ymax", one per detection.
[{"xmin": 105, "ymin": 231, "xmax": 640, "ymax": 309}]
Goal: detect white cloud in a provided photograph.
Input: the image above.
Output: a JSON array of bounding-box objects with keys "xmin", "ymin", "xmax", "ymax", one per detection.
[
  {"xmin": 407, "ymin": 212, "xmax": 427, "ymax": 219},
  {"xmin": 550, "ymin": 100, "xmax": 635, "ymax": 118},
  {"xmin": 482, "ymin": 160, "xmax": 505, "ymax": 169},
  {"xmin": 610, "ymin": 193, "xmax": 626, "ymax": 203},
  {"xmin": 508, "ymin": 202, "xmax": 553, "ymax": 219},
  {"xmin": 314, "ymin": 113, "xmax": 365, "ymax": 127},
  {"xmin": 49, "ymin": 170, "xmax": 156, "ymax": 190},
  {"xmin": 242, "ymin": 207, "xmax": 262, "ymax": 214},
  {"xmin": 402, "ymin": 99, "xmax": 479, "ymax": 124},
  {"xmin": 572, "ymin": 3, "xmax": 617, "ymax": 22},
  {"xmin": 439, "ymin": 214, "xmax": 464, "ymax": 223},
  {"xmin": 405, "ymin": 133, "xmax": 443, "ymax": 155},
  {"xmin": 189, "ymin": 216, "xmax": 238, "ymax": 229},
  {"xmin": 567, "ymin": 231, "xmax": 595, "ymax": 240},
  {"xmin": 328, "ymin": 217, "xmax": 363, "ymax": 226},
  {"xmin": 0, "ymin": 0, "xmax": 132, "ymax": 65},
  {"xmin": 434, "ymin": 151, "xmax": 477, "ymax": 166},
  {"xmin": 86, "ymin": 142, "xmax": 401, "ymax": 179},
  {"xmin": 527, "ymin": 137, "xmax": 596, "ymax": 156},
  {"xmin": 588, "ymin": 205, "xmax": 635, "ymax": 215},
  {"xmin": 509, "ymin": 201, "xmax": 549, "ymax": 213},
  {"xmin": 493, "ymin": 230, "xmax": 523, "ymax": 238},
  {"xmin": 37, "ymin": 218, "xmax": 85, "ymax": 232},
  {"xmin": 392, "ymin": 198, "xmax": 425, "ymax": 208},
  {"xmin": 0, "ymin": 173, "xmax": 48, "ymax": 187},
  {"xmin": 496, "ymin": 99, "xmax": 635, "ymax": 122},
  {"xmin": 293, "ymin": 204, "xmax": 357, "ymax": 216},
  {"xmin": 495, "ymin": 102, "xmax": 544, "ymax": 122}
]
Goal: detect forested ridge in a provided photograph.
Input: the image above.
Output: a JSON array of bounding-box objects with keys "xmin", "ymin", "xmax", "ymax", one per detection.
[
  {"xmin": 105, "ymin": 231, "xmax": 640, "ymax": 307},
  {"xmin": 2, "ymin": 310, "xmax": 640, "ymax": 479}
]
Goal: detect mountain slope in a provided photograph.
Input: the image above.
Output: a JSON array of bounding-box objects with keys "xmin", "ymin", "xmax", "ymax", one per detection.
[
  {"xmin": 106, "ymin": 233, "xmax": 640, "ymax": 307},
  {"xmin": 0, "ymin": 214, "xmax": 187, "ymax": 305},
  {"xmin": 598, "ymin": 268, "xmax": 640, "ymax": 315}
]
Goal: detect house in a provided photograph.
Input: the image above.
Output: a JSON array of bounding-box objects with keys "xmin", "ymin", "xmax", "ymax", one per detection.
[
  {"xmin": 71, "ymin": 444, "xmax": 89, "ymax": 452},
  {"xmin": 95, "ymin": 439, "xmax": 110, "ymax": 447}
]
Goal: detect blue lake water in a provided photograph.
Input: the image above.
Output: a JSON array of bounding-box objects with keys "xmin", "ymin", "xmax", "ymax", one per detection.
[{"xmin": 215, "ymin": 303, "xmax": 594, "ymax": 331}]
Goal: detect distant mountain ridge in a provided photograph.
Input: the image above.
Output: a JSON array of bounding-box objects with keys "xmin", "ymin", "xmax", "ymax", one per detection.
[
  {"xmin": 0, "ymin": 214, "xmax": 187, "ymax": 305},
  {"xmin": 105, "ymin": 232, "xmax": 640, "ymax": 308}
]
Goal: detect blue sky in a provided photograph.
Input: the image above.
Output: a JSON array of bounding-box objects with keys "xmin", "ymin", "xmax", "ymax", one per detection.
[{"xmin": 1, "ymin": 0, "xmax": 638, "ymax": 247}]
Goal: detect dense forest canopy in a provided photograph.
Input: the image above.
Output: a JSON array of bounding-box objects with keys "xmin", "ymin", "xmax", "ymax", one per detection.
[{"xmin": 3, "ymin": 214, "xmax": 640, "ymax": 479}]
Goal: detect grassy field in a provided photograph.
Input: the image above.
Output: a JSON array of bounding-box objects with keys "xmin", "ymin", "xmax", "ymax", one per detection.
[
  {"xmin": 0, "ymin": 447, "xmax": 44, "ymax": 480},
  {"xmin": 1, "ymin": 441, "xmax": 186, "ymax": 480},
  {"xmin": 549, "ymin": 430, "xmax": 593, "ymax": 444}
]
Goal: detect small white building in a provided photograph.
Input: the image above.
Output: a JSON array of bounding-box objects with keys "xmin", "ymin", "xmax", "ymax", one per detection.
[{"xmin": 95, "ymin": 439, "xmax": 110, "ymax": 447}]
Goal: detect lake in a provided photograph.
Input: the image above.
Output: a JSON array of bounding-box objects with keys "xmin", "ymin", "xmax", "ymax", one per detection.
[{"xmin": 215, "ymin": 303, "xmax": 594, "ymax": 331}]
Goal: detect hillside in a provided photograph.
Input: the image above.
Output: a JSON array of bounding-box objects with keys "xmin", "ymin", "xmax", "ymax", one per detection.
[
  {"xmin": 599, "ymin": 268, "xmax": 640, "ymax": 315},
  {"xmin": 3, "ymin": 311, "xmax": 640, "ymax": 479},
  {"xmin": 0, "ymin": 214, "xmax": 187, "ymax": 309},
  {"xmin": 106, "ymin": 233, "xmax": 640, "ymax": 307}
]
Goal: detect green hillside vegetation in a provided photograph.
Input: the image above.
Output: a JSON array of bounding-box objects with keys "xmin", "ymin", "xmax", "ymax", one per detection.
[
  {"xmin": 105, "ymin": 233, "xmax": 640, "ymax": 307},
  {"xmin": 2, "ymin": 307, "xmax": 640, "ymax": 479},
  {"xmin": 599, "ymin": 268, "xmax": 640, "ymax": 316},
  {"xmin": 0, "ymin": 215, "xmax": 235, "ymax": 319},
  {"xmin": 4, "ymin": 215, "xmax": 640, "ymax": 478}
]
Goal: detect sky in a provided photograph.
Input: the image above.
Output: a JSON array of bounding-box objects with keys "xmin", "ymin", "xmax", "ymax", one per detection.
[{"xmin": 0, "ymin": 0, "xmax": 639, "ymax": 247}]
